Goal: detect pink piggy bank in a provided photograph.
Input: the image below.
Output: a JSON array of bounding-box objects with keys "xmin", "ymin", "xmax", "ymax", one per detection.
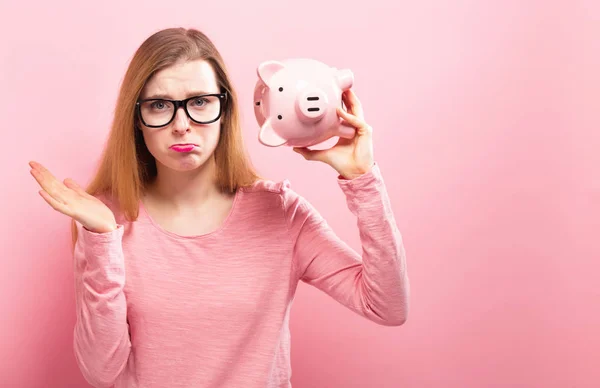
[{"xmin": 253, "ymin": 58, "xmax": 356, "ymax": 148}]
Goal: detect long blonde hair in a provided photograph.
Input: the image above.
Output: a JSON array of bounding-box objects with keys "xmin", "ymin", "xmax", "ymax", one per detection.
[{"xmin": 72, "ymin": 27, "xmax": 260, "ymax": 244}]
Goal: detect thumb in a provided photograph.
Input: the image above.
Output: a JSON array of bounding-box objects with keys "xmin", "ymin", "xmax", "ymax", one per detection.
[
  {"xmin": 293, "ymin": 147, "xmax": 329, "ymax": 163},
  {"xmin": 64, "ymin": 178, "xmax": 88, "ymax": 196}
]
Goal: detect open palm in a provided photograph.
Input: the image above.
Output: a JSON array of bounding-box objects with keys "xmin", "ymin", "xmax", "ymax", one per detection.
[{"xmin": 29, "ymin": 161, "xmax": 117, "ymax": 233}]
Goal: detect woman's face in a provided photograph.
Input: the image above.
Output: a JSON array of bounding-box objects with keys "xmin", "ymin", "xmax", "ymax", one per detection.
[{"xmin": 138, "ymin": 59, "xmax": 223, "ymax": 173}]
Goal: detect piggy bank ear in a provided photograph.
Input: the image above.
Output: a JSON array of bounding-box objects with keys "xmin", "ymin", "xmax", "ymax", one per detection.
[
  {"xmin": 257, "ymin": 61, "xmax": 285, "ymax": 87},
  {"xmin": 336, "ymin": 69, "xmax": 354, "ymax": 91},
  {"xmin": 258, "ymin": 118, "xmax": 287, "ymax": 147}
]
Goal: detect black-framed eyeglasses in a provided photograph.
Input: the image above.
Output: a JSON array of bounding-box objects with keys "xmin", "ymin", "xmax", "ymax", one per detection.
[{"xmin": 136, "ymin": 92, "xmax": 227, "ymax": 128}]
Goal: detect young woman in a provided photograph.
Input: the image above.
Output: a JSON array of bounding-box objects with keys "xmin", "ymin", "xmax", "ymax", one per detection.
[{"xmin": 29, "ymin": 27, "xmax": 409, "ymax": 388}]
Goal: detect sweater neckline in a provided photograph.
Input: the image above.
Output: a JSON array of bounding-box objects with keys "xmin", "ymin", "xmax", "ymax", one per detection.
[{"xmin": 137, "ymin": 188, "xmax": 243, "ymax": 240}]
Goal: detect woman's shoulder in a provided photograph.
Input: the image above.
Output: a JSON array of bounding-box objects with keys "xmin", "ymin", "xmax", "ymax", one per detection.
[
  {"xmin": 238, "ymin": 176, "xmax": 304, "ymax": 210},
  {"xmin": 237, "ymin": 177, "xmax": 321, "ymax": 228},
  {"xmin": 240, "ymin": 177, "xmax": 293, "ymax": 196}
]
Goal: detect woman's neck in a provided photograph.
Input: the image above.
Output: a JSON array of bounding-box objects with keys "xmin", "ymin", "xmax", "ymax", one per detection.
[{"xmin": 146, "ymin": 157, "xmax": 222, "ymax": 211}]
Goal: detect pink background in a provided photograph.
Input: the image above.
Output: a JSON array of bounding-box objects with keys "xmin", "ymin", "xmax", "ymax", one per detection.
[{"xmin": 1, "ymin": 1, "xmax": 598, "ymax": 387}]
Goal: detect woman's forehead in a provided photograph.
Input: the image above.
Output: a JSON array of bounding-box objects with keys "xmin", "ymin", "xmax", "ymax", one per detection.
[{"xmin": 142, "ymin": 59, "xmax": 219, "ymax": 98}]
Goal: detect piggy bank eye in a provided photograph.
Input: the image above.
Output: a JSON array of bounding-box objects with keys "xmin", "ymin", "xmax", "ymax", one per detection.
[
  {"xmin": 278, "ymin": 87, "xmax": 283, "ymax": 92},
  {"xmin": 277, "ymin": 115, "xmax": 282, "ymax": 120}
]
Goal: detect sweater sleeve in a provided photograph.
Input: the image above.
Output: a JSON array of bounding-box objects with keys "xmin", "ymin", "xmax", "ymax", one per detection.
[
  {"xmin": 283, "ymin": 163, "xmax": 409, "ymax": 326},
  {"xmin": 72, "ymin": 221, "xmax": 131, "ymax": 387}
]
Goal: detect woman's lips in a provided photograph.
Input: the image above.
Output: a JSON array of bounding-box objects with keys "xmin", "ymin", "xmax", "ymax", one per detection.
[{"xmin": 170, "ymin": 144, "xmax": 197, "ymax": 153}]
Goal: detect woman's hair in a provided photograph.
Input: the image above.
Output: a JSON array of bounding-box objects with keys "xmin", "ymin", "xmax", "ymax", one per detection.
[{"xmin": 71, "ymin": 27, "xmax": 260, "ymax": 244}]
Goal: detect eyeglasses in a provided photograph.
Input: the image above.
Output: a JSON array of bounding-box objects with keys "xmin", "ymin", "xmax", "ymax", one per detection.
[{"xmin": 136, "ymin": 93, "xmax": 227, "ymax": 128}]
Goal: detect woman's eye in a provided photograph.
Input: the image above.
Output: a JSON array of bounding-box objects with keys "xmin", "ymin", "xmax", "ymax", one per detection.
[
  {"xmin": 192, "ymin": 98, "xmax": 208, "ymax": 106},
  {"xmin": 151, "ymin": 101, "xmax": 168, "ymax": 110}
]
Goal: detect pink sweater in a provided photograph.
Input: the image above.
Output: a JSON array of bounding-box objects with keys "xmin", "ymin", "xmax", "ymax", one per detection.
[{"xmin": 73, "ymin": 163, "xmax": 409, "ymax": 388}]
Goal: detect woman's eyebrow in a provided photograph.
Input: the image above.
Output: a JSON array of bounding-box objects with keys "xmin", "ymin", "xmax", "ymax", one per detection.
[{"xmin": 143, "ymin": 91, "xmax": 215, "ymax": 100}]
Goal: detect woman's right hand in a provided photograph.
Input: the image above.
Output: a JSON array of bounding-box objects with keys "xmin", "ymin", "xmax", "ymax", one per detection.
[{"xmin": 29, "ymin": 161, "xmax": 118, "ymax": 234}]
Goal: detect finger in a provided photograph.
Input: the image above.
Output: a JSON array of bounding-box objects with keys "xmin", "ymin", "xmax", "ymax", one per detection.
[
  {"xmin": 335, "ymin": 136, "xmax": 354, "ymax": 146},
  {"xmin": 38, "ymin": 190, "xmax": 70, "ymax": 215},
  {"xmin": 30, "ymin": 168, "xmax": 54, "ymax": 193},
  {"xmin": 341, "ymin": 92, "xmax": 352, "ymax": 115},
  {"xmin": 337, "ymin": 106, "xmax": 365, "ymax": 129},
  {"xmin": 340, "ymin": 119, "xmax": 355, "ymax": 128},
  {"xmin": 293, "ymin": 147, "xmax": 330, "ymax": 163},
  {"xmin": 63, "ymin": 178, "xmax": 88, "ymax": 196},
  {"xmin": 29, "ymin": 161, "xmax": 52, "ymax": 175},
  {"xmin": 29, "ymin": 160, "xmax": 44, "ymax": 171},
  {"xmin": 343, "ymin": 89, "xmax": 364, "ymax": 119},
  {"xmin": 29, "ymin": 162, "xmax": 58, "ymax": 187},
  {"xmin": 30, "ymin": 167, "xmax": 69, "ymax": 204}
]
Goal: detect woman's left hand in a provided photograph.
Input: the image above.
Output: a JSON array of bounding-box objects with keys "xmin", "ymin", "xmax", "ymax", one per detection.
[{"xmin": 293, "ymin": 89, "xmax": 375, "ymax": 180}]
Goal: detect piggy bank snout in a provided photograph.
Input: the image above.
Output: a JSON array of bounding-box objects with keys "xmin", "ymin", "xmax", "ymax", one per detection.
[{"xmin": 296, "ymin": 89, "xmax": 328, "ymax": 123}]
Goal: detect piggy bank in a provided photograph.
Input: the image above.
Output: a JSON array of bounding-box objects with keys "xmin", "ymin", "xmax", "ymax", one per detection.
[{"xmin": 253, "ymin": 58, "xmax": 356, "ymax": 148}]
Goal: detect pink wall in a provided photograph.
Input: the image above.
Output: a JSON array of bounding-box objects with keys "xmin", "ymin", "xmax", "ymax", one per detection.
[{"xmin": 1, "ymin": 1, "xmax": 598, "ymax": 387}]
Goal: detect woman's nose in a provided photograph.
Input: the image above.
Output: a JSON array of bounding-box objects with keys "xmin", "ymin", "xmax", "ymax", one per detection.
[{"xmin": 172, "ymin": 107, "xmax": 190, "ymax": 133}]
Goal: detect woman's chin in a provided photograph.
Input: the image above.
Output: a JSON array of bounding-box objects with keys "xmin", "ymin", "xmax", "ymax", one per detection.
[{"xmin": 170, "ymin": 154, "xmax": 212, "ymax": 172}]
